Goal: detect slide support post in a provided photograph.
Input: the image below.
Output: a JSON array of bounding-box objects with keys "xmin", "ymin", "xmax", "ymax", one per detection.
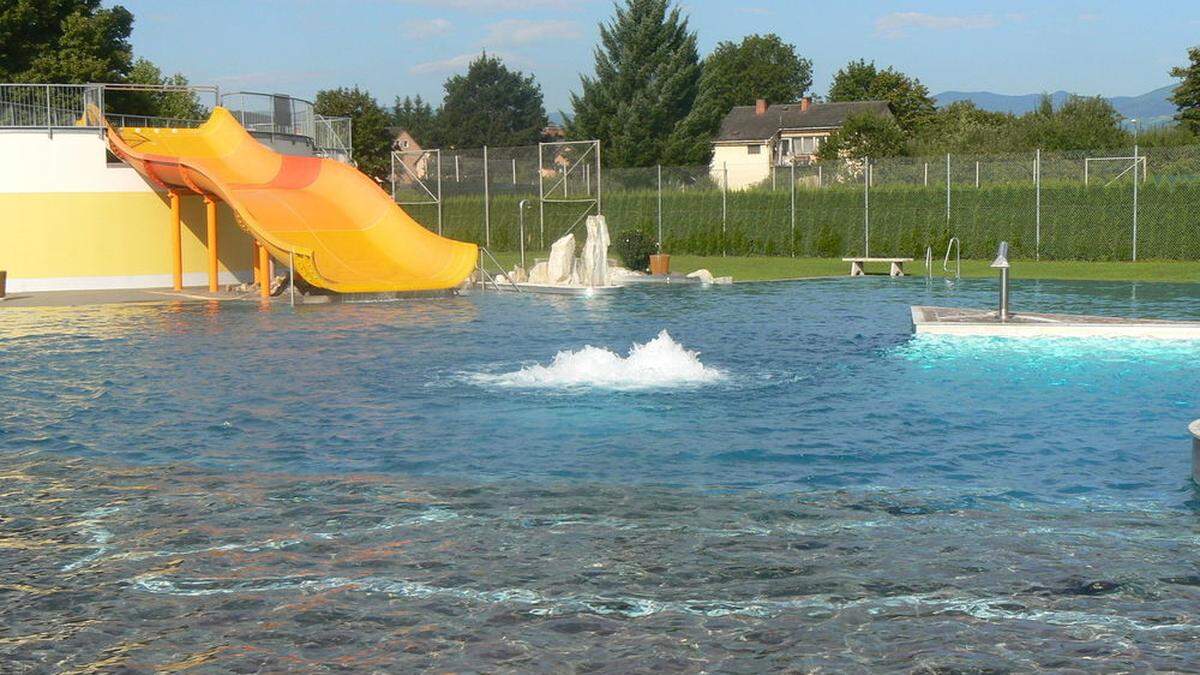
[
  {"xmin": 170, "ymin": 191, "xmax": 183, "ymax": 291},
  {"xmin": 205, "ymin": 197, "xmax": 218, "ymax": 292}
]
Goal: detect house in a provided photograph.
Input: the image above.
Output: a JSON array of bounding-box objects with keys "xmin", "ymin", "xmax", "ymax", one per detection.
[
  {"xmin": 710, "ymin": 97, "xmax": 893, "ymax": 189},
  {"xmin": 388, "ymin": 127, "xmax": 428, "ymax": 182}
]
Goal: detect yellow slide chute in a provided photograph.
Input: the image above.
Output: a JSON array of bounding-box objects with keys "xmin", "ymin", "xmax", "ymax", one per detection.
[{"xmin": 106, "ymin": 107, "xmax": 477, "ymax": 293}]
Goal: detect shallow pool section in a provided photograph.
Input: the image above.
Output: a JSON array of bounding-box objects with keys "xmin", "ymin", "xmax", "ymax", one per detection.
[{"xmin": 2, "ymin": 277, "xmax": 1199, "ymax": 670}]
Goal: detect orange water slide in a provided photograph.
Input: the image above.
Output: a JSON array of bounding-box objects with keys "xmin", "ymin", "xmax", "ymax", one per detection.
[{"xmin": 105, "ymin": 107, "xmax": 478, "ymax": 293}]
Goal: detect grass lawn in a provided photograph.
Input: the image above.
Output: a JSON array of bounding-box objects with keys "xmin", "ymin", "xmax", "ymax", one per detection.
[{"xmin": 485, "ymin": 251, "xmax": 1199, "ymax": 284}]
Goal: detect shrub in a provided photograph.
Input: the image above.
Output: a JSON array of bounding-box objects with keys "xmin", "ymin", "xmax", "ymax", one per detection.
[{"xmin": 612, "ymin": 229, "xmax": 657, "ymax": 271}]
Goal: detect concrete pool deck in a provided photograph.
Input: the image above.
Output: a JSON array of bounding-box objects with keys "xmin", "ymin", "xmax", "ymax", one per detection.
[
  {"xmin": 912, "ymin": 306, "xmax": 1200, "ymax": 339},
  {"xmin": 1192, "ymin": 420, "xmax": 1200, "ymax": 486},
  {"xmin": 0, "ymin": 287, "xmax": 268, "ymax": 308}
]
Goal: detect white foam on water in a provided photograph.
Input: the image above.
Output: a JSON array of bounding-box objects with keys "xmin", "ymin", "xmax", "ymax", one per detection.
[{"xmin": 471, "ymin": 330, "xmax": 725, "ymax": 391}]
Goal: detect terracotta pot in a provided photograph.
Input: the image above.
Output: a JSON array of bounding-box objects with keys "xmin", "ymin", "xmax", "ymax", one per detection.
[{"xmin": 649, "ymin": 254, "xmax": 670, "ymax": 276}]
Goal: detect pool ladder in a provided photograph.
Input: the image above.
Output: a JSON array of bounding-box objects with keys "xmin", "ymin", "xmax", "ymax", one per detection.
[
  {"xmin": 476, "ymin": 247, "xmax": 522, "ymax": 293},
  {"xmin": 943, "ymin": 237, "xmax": 961, "ymax": 280}
]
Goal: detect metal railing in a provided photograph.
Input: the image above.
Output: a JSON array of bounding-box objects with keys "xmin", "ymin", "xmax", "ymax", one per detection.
[
  {"xmin": 0, "ymin": 83, "xmax": 104, "ymax": 131},
  {"xmin": 0, "ymin": 83, "xmax": 353, "ymax": 163},
  {"xmin": 220, "ymin": 91, "xmax": 353, "ymax": 161}
]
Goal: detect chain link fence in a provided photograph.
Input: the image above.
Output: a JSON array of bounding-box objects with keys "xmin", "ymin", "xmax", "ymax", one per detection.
[{"xmin": 402, "ymin": 141, "xmax": 1200, "ymax": 262}]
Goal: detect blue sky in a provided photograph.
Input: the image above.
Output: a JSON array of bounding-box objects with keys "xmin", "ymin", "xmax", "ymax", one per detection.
[{"xmin": 112, "ymin": 1, "xmax": 1200, "ymax": 112}]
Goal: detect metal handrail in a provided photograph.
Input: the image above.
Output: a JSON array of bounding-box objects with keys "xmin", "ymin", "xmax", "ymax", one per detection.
[
  {"xmin": 943, "ymin": 237, "xmax": 961, "ymax": 279},
  {"xmin": 991, "ymin": 241, "xmax": 1011, "ymax": 321},
  {"xmin": 924, "ymin": 246, "xmax": 933, "ymax": 279},
  {"xmin": 479, "ymin": 247, "xmax": 522, "ymax": 292}
]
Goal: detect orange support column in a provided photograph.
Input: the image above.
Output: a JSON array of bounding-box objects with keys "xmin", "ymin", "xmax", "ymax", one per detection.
[
  {"xmin": 205, "ymin": 197, "xmax": 219, "ymax": 292},
  {"xmin": 258, "ymin": 242, "xmax": 271, "ymax": 298},
  {"xmin": 252, "ymin": 241, "xmax": 261, "ymax": 286},
  {"xmin": 169, "ymin": 192, "xmax": 182, "ymax": 291}
]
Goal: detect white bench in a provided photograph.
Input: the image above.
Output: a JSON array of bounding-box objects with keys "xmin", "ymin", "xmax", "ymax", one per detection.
[{"xmin": 842, "ymin": 257, "xmax": 914, "ymax": 277}]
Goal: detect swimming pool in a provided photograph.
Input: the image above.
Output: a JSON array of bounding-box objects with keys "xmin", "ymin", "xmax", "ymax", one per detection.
[{"xmin": 3, "ymin": 278, "xmax": 1199, "ymax": 670}]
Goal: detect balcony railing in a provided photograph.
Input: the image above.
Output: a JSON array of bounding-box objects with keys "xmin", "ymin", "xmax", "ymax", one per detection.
[{"xmin": 0, "ymin": 83, "xmax": 352, "ymax": 162}]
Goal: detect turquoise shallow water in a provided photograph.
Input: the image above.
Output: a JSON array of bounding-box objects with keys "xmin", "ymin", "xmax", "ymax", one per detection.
[{"xmin": 2, "ymin": 278, "xmax": 1200, "ymax": 670}]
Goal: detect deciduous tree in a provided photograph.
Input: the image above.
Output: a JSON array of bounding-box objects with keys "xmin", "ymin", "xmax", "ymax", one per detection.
[
  {"xmin": 315, "ymin": 87, "xmax": 393, "ymax": 182},
  {"xmin": 817, "ymin": 112, "xmax": 906, "ymax": 160},
  {"xmin": 664, "ymin": 33, "xmax": 811, "ymax": 164},
  {"xmin": 0, "ymin": 0, "xmax": 134, "ymax": 82},
  {"xmin": 828, "ymin": 60, "xmax": 934, "ymax": 132},
  {"xmin": 435, "ymin": 54, "xmax": 547, "ymax": 148}
]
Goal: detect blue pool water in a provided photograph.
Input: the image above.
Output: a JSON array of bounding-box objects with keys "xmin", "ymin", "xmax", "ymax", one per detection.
[{"xmin": 2, "ymin": 278, "xmax": 1199, "ymax": 670}]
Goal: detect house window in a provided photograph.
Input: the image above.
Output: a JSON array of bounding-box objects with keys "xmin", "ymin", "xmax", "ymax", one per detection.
[{"xmin": 747, "ymin": 144, "xmax": 760, "ymax": 155}]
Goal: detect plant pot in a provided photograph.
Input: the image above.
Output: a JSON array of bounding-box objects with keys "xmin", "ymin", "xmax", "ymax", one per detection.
[{"xmin": 649, "ymin": 254, "xmax": 670, "ymax": 276}]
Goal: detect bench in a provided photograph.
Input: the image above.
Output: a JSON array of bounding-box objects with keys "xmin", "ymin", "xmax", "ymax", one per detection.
[{"xmin": 842, "ymin": 257, "xmax": 914, "ymax": 277}]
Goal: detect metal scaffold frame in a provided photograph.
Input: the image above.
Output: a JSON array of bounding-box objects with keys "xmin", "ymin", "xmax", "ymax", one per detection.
[{"xmin": 391, "ymin": 148, "xmax": 443, "ymax": 234}]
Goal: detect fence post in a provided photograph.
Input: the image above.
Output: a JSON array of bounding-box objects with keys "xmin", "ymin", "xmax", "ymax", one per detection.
[
  {"xmin": 863, "ymin": 156, "xmax": 870, "ymax": 258},
  {"xmin": 975, "ymin": 161, "xmax": 980, "ymax": 188},
  {"xmin": 945, "ymin": 153, "xmax": 951, "ymax": 228},
  {"xmin": 537, "ymin": 144, "xmax": 545, "ymax": 249},
  {"xmin": 1132, "ymin": 143, "xmax": 1139, "ymax": 261},
  {"xmin": 512, "ymin": 158, "xmax": 517, "ymax": 185},
  {"xmin": 656, "ymin": 164, "xmax": 663, "ymax": 252},
  {"xmin": 924, "ymin": 162, "xmax": 928, "ymax": 187},
  {"xmin": 790, "ymin": 162, "xmax": 796, "ymax": 258},
  {"xmin": 1035, "ymin": 148, "xmax": 1041, "ymax": 260},
  {"xmin": 483, "ymin": 145, "xmax": 490, "ymax": 248},
  {"xmin": 721, "ymin": 162, "xmax": 728, "ymax": 257}
]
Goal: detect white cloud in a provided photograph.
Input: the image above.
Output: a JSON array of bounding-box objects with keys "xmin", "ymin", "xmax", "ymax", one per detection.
[
  {"xmin": 482, "ymin": 19, "xmax": 581, "ymax": 47},
  {"xmin": 874, "ymin": 12, "xmax": 1001, "ymax": 38},
  {"xmin": 395, "ymin": 0, "xmax": 579, "ymax": 10},
  {"xmin": 408, "ymin": 50, "xmax": 531, "ymax": 75},
  {"xmin": 406, "ymin": 18, "xmax": 453, "ymax": 40}
]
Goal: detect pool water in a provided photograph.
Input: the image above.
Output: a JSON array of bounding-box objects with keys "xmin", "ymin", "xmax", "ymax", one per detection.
[{"xmin": 2, "ymin": 278, "xmax": 1199, "ymax": 670}]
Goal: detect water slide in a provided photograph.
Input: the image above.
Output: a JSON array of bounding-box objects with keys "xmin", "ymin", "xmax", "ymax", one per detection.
[{"xmin": 104, "ymin": 107, "xmax": 478, "ymax": 293}]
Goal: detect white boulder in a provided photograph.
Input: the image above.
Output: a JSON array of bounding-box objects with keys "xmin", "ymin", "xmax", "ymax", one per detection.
[
  {"xmin": 686, "ymin": 268, "xmax": 714, "ymax": 285},
  {"xmin": 547, "ymin": 233, "xmax": 576, "ymax": 284}
]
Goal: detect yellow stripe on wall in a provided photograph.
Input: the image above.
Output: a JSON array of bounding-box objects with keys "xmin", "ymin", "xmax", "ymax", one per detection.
[{"xmin": 0, "ymin": 191, "xmax": 253, "ymax": 283}]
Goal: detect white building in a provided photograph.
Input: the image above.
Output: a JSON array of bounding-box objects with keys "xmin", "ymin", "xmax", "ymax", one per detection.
[{"xmin": 710, "ymin": 97, "xmax": 893, "ymax": 190}]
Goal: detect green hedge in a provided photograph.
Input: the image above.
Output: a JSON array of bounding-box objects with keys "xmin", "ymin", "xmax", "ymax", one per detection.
[{"xmin": 402, "ymin": 181, "xmax": 1200, "ymax": 261}]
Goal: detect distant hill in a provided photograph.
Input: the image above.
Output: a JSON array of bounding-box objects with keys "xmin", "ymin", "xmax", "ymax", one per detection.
[{"xmin": 933, "ymin": 85, "xmax": 1178, "ymax": 127}]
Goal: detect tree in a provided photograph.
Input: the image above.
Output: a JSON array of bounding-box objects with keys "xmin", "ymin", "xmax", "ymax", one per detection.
[
  {"xmin": 817, "ymin": 112, "xmax": 906, "ymax": 161},
  {"xmin": 909, "ymin": 101, "xmax": 1015, "ymax": 155},
  {"xmin": 435, "ymin": 54, "xmax": 547, "ymax": 148},
  {"xmin": 570, "ymin": 0, "xmax": 701, "ymax": 167},
  {"xmin": 0, "ymin": 0, "xmax": 134, "ymax": 82},
  {"xmin": 827, "ymin": 60, "xmax": 935, "ymax": 132},
  {"xmin": 117, "ymin": 57, "xmax": 206, "ymax": 119},
  {"xmin": 1170, "ymin": 46, "xmax": 1200, "ymax": 133},
  {"xmin": 664, "ymin": 33, "xmax": 812, "ymax": 164},
  {"xmin": 392, "ymin": 95, "xmax": 438, "ymax": 147},
  {"xmin": 314, "ymin": 87, "xmax": 393, "ymax": 182},
  {"xmin": 1017, "ymin": 94, "xmax": 1128, "ymax": 150}
]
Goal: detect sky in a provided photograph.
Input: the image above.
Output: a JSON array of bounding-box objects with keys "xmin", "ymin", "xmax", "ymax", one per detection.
[{"xmin": 111, "ymin": 0, "xmax": 1200, "ymax": 113}]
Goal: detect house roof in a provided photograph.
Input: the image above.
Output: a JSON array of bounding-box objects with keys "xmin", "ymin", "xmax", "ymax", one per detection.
[{"xmin": 714, "ymin": 100, "xmax": 893, "ymax": 143}]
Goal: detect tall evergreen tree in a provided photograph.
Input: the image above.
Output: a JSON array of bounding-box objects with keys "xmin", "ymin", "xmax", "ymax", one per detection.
[
  {"xmin": 570, "ymin": 0, "xmax": 700, "ymax": 167},
  {"xmin": 435, "ymin": 54, "xmax": 547, "ymax": 148},
  {"xmin": 392, "ymin": 95, "xmax": 438, "ymax": 147},
  {"xmin": 1169, "ymin": 46, "xmax": 1200, "ymax": 133},
  {"xmin": 664, "ymin": 33, "xmax": 811, "ymax": 164}
]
